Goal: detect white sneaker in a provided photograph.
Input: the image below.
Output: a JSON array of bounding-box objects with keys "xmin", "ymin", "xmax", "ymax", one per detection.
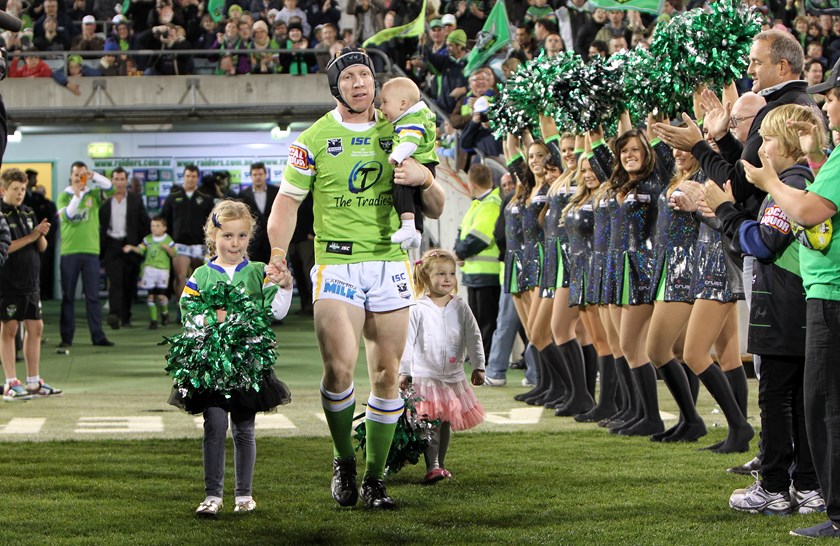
[
  {"xmin": 791, "ymin": 486, "xmax": 826, "ymax": 514},
  {"xmin": 729, "ymin": 472, "xmax": 791, "ymax": 515},
  {"xmin": 521, "ymin": 378, "xmax": 535, "ymax": 387},
  {"xmin": 234, "ymin": 499, "xmax": 257, "ymax": 513},
  {"xmin": 484, "ymin": 376, "xmax": 506, "ymax": 387},
  {"xmin": 196, "ymin": 498, "xmax": 222, "ymax": 518}
]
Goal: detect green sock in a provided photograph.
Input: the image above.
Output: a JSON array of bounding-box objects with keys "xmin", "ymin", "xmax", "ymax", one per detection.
[
  {"xmin": 320, "ymin": 384, "xmax": 356, "ymax": 460},
  {"xmin": 148, "ymin": 302, "xmax": 158, "ymax": 321},
  {"xmin": 363, "ymin": 394, "xmax": 403, "ymax": 480},
  {"xmin": 363, "ymin": 419, "xmax": 398, "ymax": 480}
]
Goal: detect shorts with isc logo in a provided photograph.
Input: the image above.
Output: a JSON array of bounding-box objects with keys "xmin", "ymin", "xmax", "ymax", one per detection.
[
  {"xmin": 0, "ymin": 293, "xmax": 42, "ymax": 321},
  {"xmin": 174, "ymin": 244, "xmax": 205, "ymax": 260},
  {"xmin": 140, "ymin": 266, "xmax": 171, "ymax": 292},
  {"xmin": 311, "ymin": 261, "xmax": 415, "ymax": 312}
]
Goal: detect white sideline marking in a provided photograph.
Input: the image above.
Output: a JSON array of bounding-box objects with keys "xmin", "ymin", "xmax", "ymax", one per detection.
[
  {"xmin": 255, "ymin": 414, "xmax": 296, "ymax": 429},
  {"xmin": 484, "ymin": 407, "xmax": 544, "ymax": 425},
  {"xmin": 75, "ymin": 416, "xmax": 164, "ymax": 433},
  {"xmin": 660, "ymin": 411, "xmax": 678, "ymax": 421},
  {"xmin": 315, "ymin": 413, "xmax": 327, "ymax": 424},
  {"xmin": 2, "ymin": 418, "xmax": 46, "ymax": 434},
  {"xmin": 192, "ymin": 414, "xmax": 298, "ymax": 430}
]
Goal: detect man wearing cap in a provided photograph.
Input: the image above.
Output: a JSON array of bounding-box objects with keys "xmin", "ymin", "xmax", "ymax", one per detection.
[
  {"xmin": 71, "ymin": 15, "xmax": 105, "ymax": 50},
  {"xmin": 267, "ymin": 47, "xmax": 444, "ymax": 510},
  {"xmin": 422, "ymin": 28, "xmax": 468, "ymax": 114}
]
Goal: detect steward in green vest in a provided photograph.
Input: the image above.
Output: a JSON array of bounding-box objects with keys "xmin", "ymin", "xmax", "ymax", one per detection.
[{"xmin": 454, "ymin": 164, "xmax": 502, "ymax": 358}]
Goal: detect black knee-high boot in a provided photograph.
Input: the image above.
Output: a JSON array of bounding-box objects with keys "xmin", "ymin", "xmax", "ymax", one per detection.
[
  {"xmin": 514, "ymin": 344, "xmax": 543, "ymax": 402},
  {"xmin": 650, "ymin": 359, "xmax": 707, "ymax": 443},
  {"xmin": 576, "ymin": 355, "xmax": 619, "ymax": 422},
  {"xmin": 525, "ymin": 344, "xmax": 569, "ymax": 406},
  {"xmin": 606, "ymin": 356, "xmax": 636, "ymax": 427},
  {"xmin": 617, "ymin": 364, "xmax": 665, "ymax": 436},
  {"xmin": 581, "ymin": 344, "xmax": 598, "ymax": 398},
  {"xmin": 684, "ymin": 362, "xmax": 699, "ymax": 403},
  {"xmin": 554, "ymin": 340, "xmax": 596, "ymax": 416},
  {"xmin": 698, "ymin": 364, "xmax": 754, "ymax": 453},
  {"xmin": 538, "ymin": 344, "xmax": 573, "ymax": 407},
  {"xmin": 725, "ymin": 367, "xmax": 749, "ymax": 419}
]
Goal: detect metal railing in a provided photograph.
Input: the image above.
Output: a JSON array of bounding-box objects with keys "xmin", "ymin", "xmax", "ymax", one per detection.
[{"xmin": 7, "ymin": 46, "xmax": 394, "ymax": 76}]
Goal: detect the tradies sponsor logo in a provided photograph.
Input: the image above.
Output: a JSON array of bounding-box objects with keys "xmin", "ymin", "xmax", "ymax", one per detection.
[
  {"xmin": 325, "ymin": 241, "xmax": 353, "ymax": 255},
  {"xmin": 327, "ymin": 138, "xmax": 343, "ymax": 157},
  {"xmin": 348, "ymin": 161, "xmax": 383, "ymax": 194}
]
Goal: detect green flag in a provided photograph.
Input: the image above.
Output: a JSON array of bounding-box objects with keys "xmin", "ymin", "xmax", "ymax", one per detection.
[
  {"xmin": 462, "ymin": 1, "xmax": 512, "ymax": 76},
  {"xmin": 363, "ymin": 0, "xmax": 427, "ymax": 47},
  {"xmin": 589, "ymin": 0, "xmax": 664, "ymax": 15},
  {"xmin": 207, "ymin": 0, "xmax": 226, "ymax": 22}
]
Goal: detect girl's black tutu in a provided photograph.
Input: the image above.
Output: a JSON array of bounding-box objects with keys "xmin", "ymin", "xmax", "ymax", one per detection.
[{"xmin": 168, "ymin": 369, "xmax": 291, "ymax": 415}]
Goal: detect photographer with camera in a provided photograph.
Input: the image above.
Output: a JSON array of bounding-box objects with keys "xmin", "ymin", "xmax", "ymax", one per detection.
[{"xmin": 136, "ymin": 22, "xmax": 193, "ymax": 75}]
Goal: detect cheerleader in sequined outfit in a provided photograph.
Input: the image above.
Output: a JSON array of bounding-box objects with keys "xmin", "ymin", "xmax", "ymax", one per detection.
[
  {"xmin": 587, "ymin": 143, "xmax": 634, "ymax": 426},
  {"xmin": 665, "ymin": 106, "xmax": 755, "ymax": 455},
  {"xmin": 563, "ymin": 151, "xmax": 623, "ymax": 423},
  {"xmin": 588, "ymin": 118, "xmax": 673, "ymax": 437},
  {"xmin": 399, "ymin": 249, "xmax": 485, "ymax": 483},
  {"xmin": 536, "ymin": 117, "xmax": 597, "ymax": 415},
  {"xmin": 644, "ymin": 147, "xmax": 708, "ymax": 443}
]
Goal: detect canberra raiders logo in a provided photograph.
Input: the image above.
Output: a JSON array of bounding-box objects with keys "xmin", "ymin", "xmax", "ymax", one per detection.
[
  {"xmin": 475, "ymin": 28, "xmax": 497, "ymax": 52},
  {"xmin": 5, "ymin": 305, "xmax": 16, "ymax": 316}
]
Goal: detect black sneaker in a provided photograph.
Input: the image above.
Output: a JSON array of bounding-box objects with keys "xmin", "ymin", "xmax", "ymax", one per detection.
[
  {"xmin": 160, "ymin": 313, "xmax": 170, "ymax": 326},
  {"xmin": 509, "ymin": 358, "xmax": 526, "ymax": 370},
  {"xmin": 359, "ymin": 476, "xmax": 396, "ymax": 510},
  {"xmin": 331, "ymin": 458, "xmax": 358, "ymax": 507},
  {"xmin": 92, "ymin": 338, "xmax": 115, "ymax": 347},
  {"xmin": 57, "ymin": 341, "xmax": 72, "ymax": 348},
  {"xmin": 149, "ymin": 320, "xmax": 159, "ymax": 330}
]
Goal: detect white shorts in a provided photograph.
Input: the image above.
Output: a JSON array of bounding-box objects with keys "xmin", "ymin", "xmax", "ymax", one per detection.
[
  {"xmin": 311, "ymin": 261, "xmax": 415, "ymax": 312},
  {"xmin": 140, "ymin": 266, "xmax": 170, "ymax": 291},
  {"xmin": 174, "ymin": 244, "xmax": 205, "ymax": 260}
]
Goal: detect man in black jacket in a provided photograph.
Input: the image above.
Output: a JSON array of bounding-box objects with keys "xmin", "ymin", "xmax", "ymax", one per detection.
[
  {"xmin": 238, "ymin": 161, "xmax": 279, "ymax": 264},
  {"xmin": 100, "ymin": 167, "xmax": 151, "ymax": 329}
]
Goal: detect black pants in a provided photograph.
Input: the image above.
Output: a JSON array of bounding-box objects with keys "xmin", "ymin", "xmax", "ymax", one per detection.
[
  {"xmin": 758, "ymin": 354, "xmax": 818, "ymax": 492},
  {"xmin": 467, "ymin": 284, "xmax": 500, "ymax": 359},
  {"xmin": 288, "ymin": 238, "xmax": 315, "ymax": 311},
  {"xmin": 102, "ymin": 237, "xmax": 141, "ymax": 324},
  {"xmin": 392, "ymin": 184, "xmax": 424, "ymax": 232},
  {"xmin": 804, "ymin": 299, "xmax": 840, "ymax": 525}
]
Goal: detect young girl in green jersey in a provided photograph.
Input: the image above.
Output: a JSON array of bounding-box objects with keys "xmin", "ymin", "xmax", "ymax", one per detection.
[{"xmin": 170, "ymin": 199, "xmax": 293, "ymax": 518}]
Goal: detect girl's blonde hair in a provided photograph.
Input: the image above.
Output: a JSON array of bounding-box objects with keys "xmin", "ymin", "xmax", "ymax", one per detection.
[
  {"xmin": 412, "ymin": 248, "xmax": 458, "ymax": 297},
  {"xmin": 204, "ymin": 198, "xmax": 256, "ymax": 259},
  {"xmin": 562, "ymin": 156, "xmax": 600, "ymax": 217},
  {"xmin": 759, "ymin": 103, "xmax": 827, "ymax": 160}
]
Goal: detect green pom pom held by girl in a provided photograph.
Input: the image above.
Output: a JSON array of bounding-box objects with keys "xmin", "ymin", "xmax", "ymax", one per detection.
[
  {"xmin": 163, "ymin": 199, "xmax": 293, "ymax": 518},
  {"xmin": 399, "ymin": 249, "xmax": 485, "ymax": 484}
]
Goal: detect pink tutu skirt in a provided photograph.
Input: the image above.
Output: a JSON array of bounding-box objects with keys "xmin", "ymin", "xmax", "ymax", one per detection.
[{"xmin": 413, "ymin": 377, "xmax": 485, "ymax": 431}]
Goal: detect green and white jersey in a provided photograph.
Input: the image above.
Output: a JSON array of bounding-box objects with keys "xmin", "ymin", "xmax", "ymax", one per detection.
[
  {"xmin": 283, "ymin": 109, "xmax": 405, "ymax": 265},
  {"xmin": 139, "ymin": 233, "xmax": 175, "ymax": 271},
  {"xmin": 57, "ymin": 188, "xmax": 103, "ymax": 256},
  {"xmin": 391, "ymin": 101, "xmax": 439, "ymax": 166}
]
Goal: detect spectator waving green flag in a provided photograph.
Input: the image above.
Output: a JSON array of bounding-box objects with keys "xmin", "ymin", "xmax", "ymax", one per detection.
[
  {"xmin": 363, "ymin": 0, "xmax": 427, "ymax": 47},
  {"xmin": 207, "ymin": 0, "xmax": 226, "ymax": 22},
  {"xmin": 589, "ymin": 0, "xmax": 664, "ymax": 15},
  {"xmin": 462, "ymin": 2, "xmax": 512, "ymax": 76}
]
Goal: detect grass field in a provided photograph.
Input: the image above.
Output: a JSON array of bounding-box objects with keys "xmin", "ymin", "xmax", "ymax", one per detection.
[{"xmin": 0, "ymin": 302, "xmax": 823, "ymax": 545}]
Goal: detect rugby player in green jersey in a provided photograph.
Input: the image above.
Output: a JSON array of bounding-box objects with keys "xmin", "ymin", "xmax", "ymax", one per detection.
[{"xmin": 267, "ymin": 47, "xmax": 444, "ymax": 509}]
